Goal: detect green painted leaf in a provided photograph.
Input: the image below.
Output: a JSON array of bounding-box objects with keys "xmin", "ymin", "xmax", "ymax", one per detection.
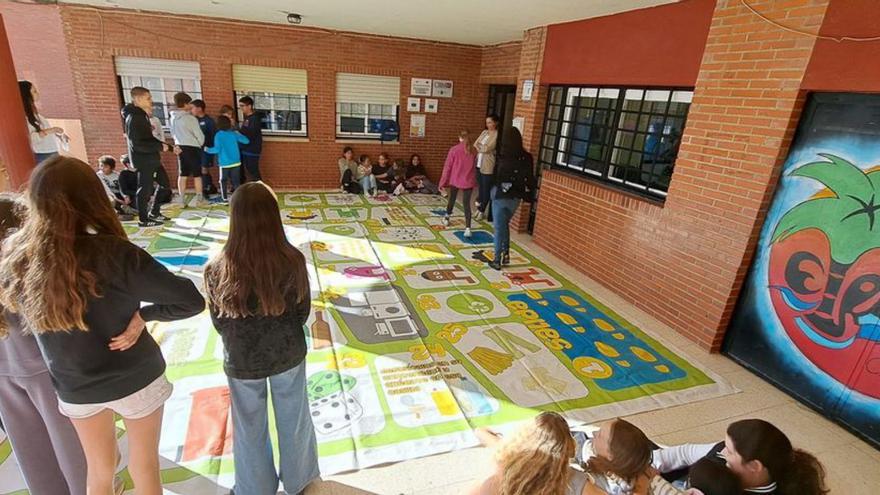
[{"xmin": 790, "ymin": 154, "xmax": 873, "ymax": 200}]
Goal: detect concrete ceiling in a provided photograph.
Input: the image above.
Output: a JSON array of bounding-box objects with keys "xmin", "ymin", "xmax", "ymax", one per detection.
[{"xmin": 61, "ymin": 0, "xmax": 679, "ymax": 46}]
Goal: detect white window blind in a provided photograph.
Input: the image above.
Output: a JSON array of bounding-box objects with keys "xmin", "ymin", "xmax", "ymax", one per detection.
[
  {"xmin": 233, "ymin": 65, "xmax": 308, "ymax": 95},
  {"xmin": 114, "ymin": 57, "xmax": 201, "ymax": 80},
  {"xmin": 336, "ymin": 73, "xmax": 400, "ymax": 105}
]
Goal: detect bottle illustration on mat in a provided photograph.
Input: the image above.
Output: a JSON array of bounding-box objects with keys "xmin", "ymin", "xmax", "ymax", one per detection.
[
  {"xmin": 431, "ymin": 387, "xmax": 460, "ymax": 416},
  {"xmin": 457, "ymin": 377, "xmax": 492, "ymax": 415},
  {"xmin": 311, "ymin": 310, "xmax": 332, "ymax": 349}
]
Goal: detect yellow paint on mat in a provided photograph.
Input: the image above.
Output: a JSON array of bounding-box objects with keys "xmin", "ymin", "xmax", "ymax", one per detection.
[
  {"xmin": 593, "ymin": 318, "xmax": 615, "ymax": 332},
  {"xmin": 655, "ymin": 364, "xmax": 670, "ymax": 373},
  {"xmin": 561, "ymin": 295, "xmax": 580, "ymax": 307},
  {"xmin": 572, "ymin": 356, "xmax": 613, "ymax": 379},
  {"xmin": 631, "ymin": 346, "xmax": 657, "ymax": 362},
  {"xmin": 612, "ymin": 333, "xmax": 625, "ymax": 340},
  {"xmin": 557, "ymin": 312, "xmax": 577, "ymax": 325},
  {"xmin": 573, "ymin": 326, "xmax": 586, "ymax": 333},
  {"xmin": 595, "ymin": 341, "xmax": 620, "ymax": 358},
  {"xmin": 616, "ymin": 360, "xmax": 631, "ymax": 367}
]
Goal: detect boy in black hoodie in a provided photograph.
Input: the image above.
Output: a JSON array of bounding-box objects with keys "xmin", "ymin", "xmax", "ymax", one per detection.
[
  {"xmin": 237, "ymin": 96, "xmax": 263, "ymax": 183},
  {"xmin": 122, "ymin": 86, "xmax": 175, "ymax": 227}
]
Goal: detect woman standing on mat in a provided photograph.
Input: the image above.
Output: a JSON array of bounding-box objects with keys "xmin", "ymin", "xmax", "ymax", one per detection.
[
  {"xmin": 19, "ymin": 81, "xmax": 68, "ymax": 165},
  {"xmin": 488, "ymin": 127, "xmax": 535, "ymax": 270},
  {"xmin": 204, "ymin": 182, "xmax": 318, "ymax": 495},
  {"xmin": 439, "ymin": 130, "xmax": 477, "ymax": 238},
  {"xmin": 0, "ymin": 194, "xmax": 90, "ymax": 495},
  {"xmin": 0, "ymin": 156, "xmax": 204, "ymax": 495},
  {"xmin": 474, "ymin": 115, "xmax": 499, "ymax": 221}
]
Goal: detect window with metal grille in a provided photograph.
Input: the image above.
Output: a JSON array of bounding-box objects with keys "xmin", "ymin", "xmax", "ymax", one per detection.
[
  {"xmin": 234, "ymin": 91, "xmax": 307, "ymax": 136},
  {"xmin": 118, "ymin": 75, "xmax": 202, "ymax": 129},
  {"xmin": 539, "ymin": 86, "xmax": 692, "ymax": 200}
]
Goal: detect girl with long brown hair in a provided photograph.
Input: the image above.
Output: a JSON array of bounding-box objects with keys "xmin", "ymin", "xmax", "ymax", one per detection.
[
  {"xmin": 585, "ymin": 419, "xmax": 654, "ymax": 494},
  {"xmin": 19, "ymin": 80, "xmax": 68, "ymax": 164},
  {"xmin": 204, "ymin": 182, "xmax": 318, "ymax": 495},
  {"xmin": 0, "ymin": 156, "xmax": 204, "ymax": 495},
  {"xmin": 0, "ymin": 194, "xmax": 89, "ymax": 495},
  {"xmin": 468, "ymin": 411, "xmax": 605, "ymax": 495}
]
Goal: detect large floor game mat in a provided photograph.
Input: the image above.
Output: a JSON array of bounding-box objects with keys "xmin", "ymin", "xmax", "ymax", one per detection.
[{"xmin": 0, "ymin": 192, "xmax": 734, "ymax": 494}]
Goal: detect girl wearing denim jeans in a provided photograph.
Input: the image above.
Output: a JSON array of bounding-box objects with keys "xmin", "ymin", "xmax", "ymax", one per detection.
[
  {"xmin": 489, "ymin": 127, "xmax": 535, "ymax": 271},
  {"xmin": 205, "ymin": 182, "xmax": 318, "ymax": 495},
  {"xmin": 205, "ymin": 115, "xmax": 249, "ymax": 202}
]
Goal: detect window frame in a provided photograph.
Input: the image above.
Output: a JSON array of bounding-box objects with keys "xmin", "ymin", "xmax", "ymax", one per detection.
[
  {"xmin": 117, "ymin": 74, "xmax": 202, "ymax": 130},
  {"xmin": 539, "ymin": 84, "xmax": 693, "ymax": 201},
  {"xmin": 335, "ymin": 102, "xmax": 400, "ymax": 140},
  {"xmin": 234, "ymin": 90, "xmax": 308, "ymax": 137}
]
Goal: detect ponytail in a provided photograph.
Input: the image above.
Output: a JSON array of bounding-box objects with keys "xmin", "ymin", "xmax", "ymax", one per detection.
[
  {"xmin": 459, "ymin": 130, "xmax": 475, "ymax": 155},
  {"xmin": 777, "ymin": 449, "xmax": 828, "ymax": 495},
  {"xmin": 727, "ymin": 420, "xmax": 828, "ymax": 495}
]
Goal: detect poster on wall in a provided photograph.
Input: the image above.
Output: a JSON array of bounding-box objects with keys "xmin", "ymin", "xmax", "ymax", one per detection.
[
  {"xmin": 411, "ymin": 78, "xmax": 432, "ymax": 96},
  {"xmin": 407, "ymin": 97, "xmax": 421, "ymax": 112},
  {"xmin": 725, "ymin": 93, "xmax": 880, "ymax": 448},
  {"xmin": 432, "ymin": 79, "xmax": 453, "ymax": 98},
  {"xmin": 522, "ymin": 80, "xmax": 534, "ymax": 101},
  {"xmin": 410, "ymin": 114, "xmax": 426, "ymax": 138},
  {"xmin": 424, "ymin": 98, "xmax": 438, "ymax": 113}
]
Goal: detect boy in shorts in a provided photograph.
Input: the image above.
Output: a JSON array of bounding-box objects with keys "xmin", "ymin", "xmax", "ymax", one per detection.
[{"xmin": 169, "ymin": 92, "xmax": 207, "ymax": 207}]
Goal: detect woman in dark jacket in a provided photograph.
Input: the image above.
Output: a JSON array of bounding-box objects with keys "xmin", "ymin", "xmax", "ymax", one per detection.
[{"xmin": 489, "ymin": 127, "xmax": 535, "ymax": 270}]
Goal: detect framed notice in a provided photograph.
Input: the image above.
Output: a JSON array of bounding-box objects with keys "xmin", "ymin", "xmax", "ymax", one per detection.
[
  {"xmin": 522, "ymin": 80, "xmax": 534, "ymax": 101},
  {"xmin": 407, "ymin": 97, "xmax": 421, "ymax": 112},
  {"xmin": 410, "ymin": 114, "xmax": 426, "ymax": 138},
  {"xmin": 432, "ymin": 79, "xmax": 453, "ymax": 98},
  {"xmin": 410, "ymin": 78, "xmax": 432, "ymax": 96},
  {"xmin": 424, "ymin": 98, "xmax": 438, "ymax": 113}
]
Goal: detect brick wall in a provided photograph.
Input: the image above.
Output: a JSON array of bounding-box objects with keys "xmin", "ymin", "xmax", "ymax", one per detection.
[
  {"xmin": 531, "ymin": 0, "xmax": 830, "ymax": 350},
  {"xmin": 58, "ymin": 6, "xmax": 488, "ymax": 187},
  {"xmin": 509, "ymin": 27, "xmax": 548, "ymax": 233},
  {"xmin": 480, "ymin": 41, "xmax": 522, "ymax": 85},
  {"xmin": 0, "ymin": 3, "xmax": 79, "ymax": 120}
]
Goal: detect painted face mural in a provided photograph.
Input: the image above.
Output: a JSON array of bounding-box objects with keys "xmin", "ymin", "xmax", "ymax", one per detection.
[{"xmin": 768, "ymin": 154, "xmax": 880, "ymax": 398}]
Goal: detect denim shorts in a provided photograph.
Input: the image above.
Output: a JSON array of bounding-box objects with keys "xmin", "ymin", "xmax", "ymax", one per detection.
[{"xmin": 57, "ymin": 374, "xmax": 173, "ymax": 420}]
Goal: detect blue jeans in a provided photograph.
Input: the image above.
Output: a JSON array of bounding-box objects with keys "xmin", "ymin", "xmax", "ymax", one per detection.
[
  {"xmin": 34, "ymin": 152, "xmax": 57, "ymax": 165},
  {"xmin": 359, "ymin": 174, "xmax": 377, "ymax": 194},
  {"xmin": 228, "ymin": 362, "xmax": 319, "ymax": 495},
  {"xmin": 220, "ymin": 166, "xmax": 241, "ymax": 201},
  {"xmin": 491, "ymin": 187, "xmax": 520, "ymax": 264}
]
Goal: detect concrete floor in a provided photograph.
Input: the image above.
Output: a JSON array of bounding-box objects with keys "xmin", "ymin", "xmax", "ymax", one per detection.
[{"xmin": 305, "ymin": 230, "xmax": 880, "ymax": 495}]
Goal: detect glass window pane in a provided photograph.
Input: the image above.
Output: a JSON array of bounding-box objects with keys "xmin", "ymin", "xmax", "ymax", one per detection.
[
  {"xmin": 340, "ymin": 116, "xmax": 364, "ymax": 133},
  {"xmin": 550, "ymin": 87, "xmax": 564, "ymax": 105},
  {"xmin": 645, "ymin": 90, "xmax": 670, "ymax": 102},
  {"xmin": 163, "ymin": 78, "xmax": 183, "ymax": 92},
  {"xmin": 352, "ymin": 104, "xmax": 366, "ymax": 116},
  {"xmin": 142, "ymin": 77, "xmax": 162, "ymax": 91}
]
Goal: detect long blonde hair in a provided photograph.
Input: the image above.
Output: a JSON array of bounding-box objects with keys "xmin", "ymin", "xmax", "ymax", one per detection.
[
  {"xmin": 0, "ymin": 194, "xmax": 26, "ymax": 338},
  {"xmin": 0, "ymin": 156, "xmax": 126, "ymax": 333},
  {"xmin": 460, "ymin": 130, "xmax": 476, "ymax": 155},
  {"xmin": 205, "ymin": 183, "xmax": 309, "ymax": 318},
  {"xmin": 495, "ymin": 412, "xmax": 575, "ymax": 495}
]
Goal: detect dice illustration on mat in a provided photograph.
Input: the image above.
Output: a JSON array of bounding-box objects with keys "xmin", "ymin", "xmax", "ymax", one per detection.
[{"xmin": 307, "ymin": 370, "xmax": 364, "ymax": 435}]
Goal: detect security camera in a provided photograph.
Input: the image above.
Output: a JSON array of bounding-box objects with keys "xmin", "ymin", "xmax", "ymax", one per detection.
[{"xmin": 287, "ymin": 13, "xmax": 303, "ymax": 24}]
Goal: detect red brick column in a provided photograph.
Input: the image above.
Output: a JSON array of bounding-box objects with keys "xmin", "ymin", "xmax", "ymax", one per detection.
[
  {"xmin": 531, "ymin": 0, "xmax": 830, "ymax": 350},
  {"xmin": 0, "ymin": 15, "xmax": 35, "ymax": 190},
  {"xmin": 510, "ymin": 27, "xmax": 547, "ymax": 233}
]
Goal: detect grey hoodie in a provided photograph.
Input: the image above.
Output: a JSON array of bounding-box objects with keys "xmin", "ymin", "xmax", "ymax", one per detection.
[{"xmin": 170, "ymin": 108, "xmax": 205, "ymax": 148}]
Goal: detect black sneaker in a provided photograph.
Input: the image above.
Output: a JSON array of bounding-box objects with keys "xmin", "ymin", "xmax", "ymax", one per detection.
[
  {"xmin": 502, "ymin": 252, "xmax": 510, "ymax": 266},
  {"xmin": 488, "ymin": 260, "xmax": 502, "ymax": 271},
  {"xmin": 138, "ymin": 219, "xmax": 164, "ymax": 227},
  {"xmin": 150, "ymin": 213, "xmax": 170, "ymax": 221}
]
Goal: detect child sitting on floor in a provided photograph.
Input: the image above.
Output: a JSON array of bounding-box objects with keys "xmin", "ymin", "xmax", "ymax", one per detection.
[
  {"xmin": 205, "ymin": 115, "xmax": 249, "ymax": 202},
  {"xmin": 391, "ymin": 158, "xmax": 407, "ymax": 196},
  {"xmin": 357, "ymin": 154, "xmax": 377, "ymax": 197},
  {"xmin": 372, "ymin": 152, "xmax": 395, "ymax": 194},
  {"xmin": 97, "ymin": 155, "xmax": 137, "ymax": 219}
]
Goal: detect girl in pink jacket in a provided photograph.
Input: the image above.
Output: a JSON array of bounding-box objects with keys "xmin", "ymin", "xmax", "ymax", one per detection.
[{"xmin": 439, "ymin": 130, "xmax": 478, "ymax": 237}]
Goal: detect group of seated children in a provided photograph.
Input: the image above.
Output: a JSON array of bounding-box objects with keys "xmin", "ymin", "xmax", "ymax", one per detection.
[
  {"xmin": 338, "ymin": 147, "xmax": 438, "ymax": 197},
  {"xmin": 96, "ymin": 154, "xmax": 172, "ymax": 222},
  {"xmin": 468, "ymin": 413, "xmax": 828, "ymax": 495}
]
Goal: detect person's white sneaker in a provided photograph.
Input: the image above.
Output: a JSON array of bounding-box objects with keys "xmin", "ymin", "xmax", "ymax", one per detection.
[
  {"xmin": 464, "ymin": 228, "xmax": 472, "ymax": 238},
  {"xmin": 441, "ymin": 215, "xmax": 450, "ymax": 226},
  {"xmin": 474, "ymin": 210, "xmax": 483, "ymax": 221},
  {"xmin": 189, "ymin": 195, "xmax": 209, "ymax": 208},
  {"xmin": 177, "ymin": 194, "xmax": 187, "ymax": 208},
  {"xmin": 393, "ymin": 183, "xmax": 406, "ymax": 196}
]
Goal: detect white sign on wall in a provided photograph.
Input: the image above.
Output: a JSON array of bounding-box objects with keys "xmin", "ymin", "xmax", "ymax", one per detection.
[
  {"xmin": 522, "ymin": 80, "xmax": 534, "ymax": 101},
  {"xmin": 410, "ymin": 78, "xmax": 432, "ymax": 96},
  {"xmin": 407, "ymin": 97, "xmax": 421, "ymax": 112},
  {"xmin": 432, "ymin": 79, "xmax": 453, "ymax": 98},
  {"xmin": 424, "ymin": 98, "xmax": 438, "ymax": 113},
  {"xmin": 512, "ymin": 116, "xmax": 525, "ymax": 133}
]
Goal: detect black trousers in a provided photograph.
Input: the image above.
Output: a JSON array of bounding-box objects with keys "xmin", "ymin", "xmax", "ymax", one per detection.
[
  {"xmin": 241, "ymin": 154, "xmax": 262, "ymax": 183},
  {"xmin": 135, "ymin": 161, "xmax": 169, "ymax": 222}
]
